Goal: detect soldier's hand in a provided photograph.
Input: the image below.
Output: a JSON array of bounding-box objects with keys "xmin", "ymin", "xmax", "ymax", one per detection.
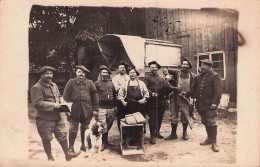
[
  {"xmin": 54, "ymin": 103, "xmax": 61, "ymax": 109},
  {"xmin": 180, "ymin": 91, "xmax": 186, "ymax": 96},
  {"xmin": 93, "ymin": 111, "xmax": 99, "ymax": 121},
  {"xmin": 152, "ymin": 93, "xmax": 158, "ymax": 97},
  {"xmin": 138, "ymin": 99, "xmax": 146, "ymax": 104},
  {"xmin": 121, "ymin": 100, "xmax": 127, "ymax": 107},
  {"xmin": 65, "ymin": 113, "xmax": 71, "ymax": 121},
  {"xmin": 210, "ymin": 104, "xmax": 217, "ymax": 110}
]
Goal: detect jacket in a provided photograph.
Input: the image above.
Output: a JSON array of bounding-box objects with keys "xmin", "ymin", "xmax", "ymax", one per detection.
[
  {"xmin": 94, "ymin": 79, "xmax": 117, "ymax": 109},
  {"xmin": 31, "ymin": 79, "xmax": 63, "ymax": 121},
  {"xmin": 187, "ymin": 70, "xmax": 222, "ymax": 111},
  {"xmin": 63, "ymin": 77, "xmax": 99, "ymax": 119}
]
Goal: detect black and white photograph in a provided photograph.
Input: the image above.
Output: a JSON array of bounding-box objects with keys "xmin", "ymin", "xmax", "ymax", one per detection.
[{"xmin": 0, "ymin": 0, "xmax": 260, "ymax": 167}]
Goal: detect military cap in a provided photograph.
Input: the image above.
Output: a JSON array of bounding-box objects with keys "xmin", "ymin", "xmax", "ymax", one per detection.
[
  {"xmin": 127, "ymin": 66, "xmax": 140, "ymax": 76},
  {"xmin": 76, "ymin": 65, "xmax": 90, "ymax": 73},
  {"xmin": 182, "ymin": 57, "xmax": 192, "ymax": 68},
  {"xmin": 200, "ymin": 59, "xmax": 213, "ymax": 67},
  {"xmin": 38, "ymin": 66, "xmax": 56, "ymax": 74},
  {"xmin": 118, "ymin": 61, "xmax": 129, "ymax": 69},
  {"xmin": 100, "ymin": 65, "xmax": 112, "ymax": 75},
  {"xmin": 148, "ymin": 61, "xmax": 161, "ymax": 69}
]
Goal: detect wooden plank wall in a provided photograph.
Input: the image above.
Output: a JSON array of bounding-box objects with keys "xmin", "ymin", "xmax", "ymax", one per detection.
[{"xmin": 144, "ymin": 8, "xmax": 238, "ymax": 101}]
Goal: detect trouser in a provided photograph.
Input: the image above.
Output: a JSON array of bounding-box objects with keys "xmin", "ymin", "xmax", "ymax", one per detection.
[
  {"xmin": 98, "ymin": 108, "xmax": 115, "ymax": 133},
  {"xmin": 36, "ymin": 118, "xmax": 68, "ymax": 159},
  {"xmin": 146, "ymin": 97, "xmax": 166, "ymax": 137},
  {"xmin": 198, "ymin": 109, "xmax": 218, "ymax": 142},
  {"xmin": 98, "ymin": 107, "xmax": 115, "ymax": 143},
  {"xmin": 68, "ymin": 116, "xmax": 92, "ymax": 148}
]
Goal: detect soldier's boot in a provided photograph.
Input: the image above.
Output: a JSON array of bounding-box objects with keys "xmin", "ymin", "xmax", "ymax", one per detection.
[
  {"xmin": 211, "ymin": 126, "xmax": 219, "ymax": 152},
  {"xmin": 42, "ymin": 140, "xmax": 55, "ymax": 161},
  {"xmin": 68, "ymin": 132, "xmax": 77, "ymax": 153},
  {"xmin": 149, "ymin": 125, "xmax": 156, "ymax": 144},
  {"xmin": 200, "ymin": 125, "xmax": 212, "ymax": 145},
  {"xmin": 59, "ymin": 139, "xmax": 81, "ymax": 161},
  {"xmin": 80, "ymin": 130, "xmax": 86, "ymax": 152},
  {"xmin": 182, "ymin": 123, "xmax": 189, "ymax": 140},
  {"xmin": 164, "ymin": 123, "xmax": 178, "ymax": 140},
  {"xmin": 155, "ymin": 117, "xmax": 164, "ymax": 139}
]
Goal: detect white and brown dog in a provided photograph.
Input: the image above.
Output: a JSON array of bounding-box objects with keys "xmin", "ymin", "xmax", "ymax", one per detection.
[{"xmin": 86, "ymin": 121, "xmax": 105, "ymax": 156}]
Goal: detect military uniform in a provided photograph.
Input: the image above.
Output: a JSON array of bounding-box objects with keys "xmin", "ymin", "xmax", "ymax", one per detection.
[{"xmin": 187, "ymin": 59, "xmax": 222, "ymax": 152}]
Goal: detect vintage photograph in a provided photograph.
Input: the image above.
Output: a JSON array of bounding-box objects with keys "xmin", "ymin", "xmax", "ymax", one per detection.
[{"xmin": 27, "ymin": 5, "xmax": 239, "ymax": 165}]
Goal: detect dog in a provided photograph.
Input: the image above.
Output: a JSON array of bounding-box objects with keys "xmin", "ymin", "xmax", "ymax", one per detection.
[{"xmin": 86, "ymin": 120, "xmax": 105, "ymax": 157}]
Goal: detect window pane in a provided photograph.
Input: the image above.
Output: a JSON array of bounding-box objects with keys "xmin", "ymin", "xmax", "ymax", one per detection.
[
  {"xmin": 212, "ymin": 53, "xmax": 223, "ymax": 61},
  {"xmin": 211, "ymin": 53, "xmax": 224, "ymax": 79}
]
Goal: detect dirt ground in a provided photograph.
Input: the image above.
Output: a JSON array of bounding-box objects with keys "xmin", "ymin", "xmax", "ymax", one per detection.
[{"xmin": 28, "ymin": 103, "xmax": 237, "ymax": 166}]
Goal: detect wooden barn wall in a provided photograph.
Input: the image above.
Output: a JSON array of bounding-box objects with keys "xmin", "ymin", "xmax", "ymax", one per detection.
[
  {"xmin": 143, "ymin": 8, "xmax": 238, "ymax": 102},
  {"xmin": 76, "ymin": 7, "xmax": 237, "ymax": 101}
]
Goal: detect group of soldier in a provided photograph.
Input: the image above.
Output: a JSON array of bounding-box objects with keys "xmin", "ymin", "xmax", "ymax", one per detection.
[{"xmin": 31, "ymin": 57, "xmax": 222, "ymax": 161}]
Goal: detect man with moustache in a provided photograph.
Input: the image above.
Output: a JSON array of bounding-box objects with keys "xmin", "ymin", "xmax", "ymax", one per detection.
[
  {"xmin": 164, "ymin": 57, "xmax": 196, "ymax": 141},
  {"xmin": 117, "ymin": 66, "xmax": 149, "ymax": 117},
  {"xmin": 186, "ymin": 59, "xmax": 222, "ymax": 152},
  {"xmin": 31, "ymin": 66, "xmax": 80, "ymax": 161},
  {"xmin": 112, "ymin": 61, "xmax": 130, "ymax": 130},
  {"xmin": 94, "ymin": 65, "xmax": 117, "ymax": 151},
  {"xmin": 144, "ymin": 61, "xmax": 167, "ymax": 144},
  {"xmin": 63, "ymin": 65, "xmax": 99, "ymax": 153}
]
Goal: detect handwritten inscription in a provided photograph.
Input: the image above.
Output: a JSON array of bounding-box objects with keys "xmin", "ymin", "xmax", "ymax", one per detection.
[{"xmin": 152, "ymin": 10, "xmax": 180, "ymax": 36}]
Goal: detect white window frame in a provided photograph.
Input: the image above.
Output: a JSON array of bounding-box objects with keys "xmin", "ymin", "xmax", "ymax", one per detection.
[{"xmin": 196, "ymin": 51, "xmax": 226, "ymax": 80}]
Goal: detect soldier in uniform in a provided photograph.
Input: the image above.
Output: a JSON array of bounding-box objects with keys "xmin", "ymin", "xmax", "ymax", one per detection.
[
  {"xmin": 112, "ymin": 61, "xmax": 130, "ymax": 131},
  {"xmin": 165, "ymin": 57, "xmax": 196, "ymax": 141},
  {"xmin": 31, "ymin": 66, "xmax": 80, "ymax": 161},
  {"xmin": 144, "ymin": 61, "xmax": 167, "ymax": 144},
  {"xmin": 186, "ymin": 59, "xmax": 222, "ymax": 152},
  {"xmin": 94, "ymin": 65, "xmax": 117, "ymax": 151},
  {"xmin": 63, "ymin": 65, "xmax": 99, "ymax": 153}
]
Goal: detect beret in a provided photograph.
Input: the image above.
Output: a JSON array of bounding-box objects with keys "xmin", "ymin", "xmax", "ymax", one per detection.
[
  {"xmin": 200, "ymin": 59, "xmax": 213, "ymax": 67},
  {"xmin": 148, "ymin": 61, "xmax": 161, "ymax": 69},
  {"xmin": 76, "ymin": 65, "xmax": 90, "ymax": 73},
  {"xmin": 100, "ymin": 65, "xmax": 112, "ymax": 74},
  {"xmin": 38, "ymin": 66, "xmax": 56, "ymax": 74},
  {"xmin": 127, "ymin": 66, "xmax": 140, "ymax": 76}
]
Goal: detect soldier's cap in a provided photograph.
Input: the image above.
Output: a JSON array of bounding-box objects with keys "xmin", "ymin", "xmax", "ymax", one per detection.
[
  {"xmin": 182, "ymin": 57, "xmax": 192, "ymax": 68},
  {"xmin": 100, "ymin": 65, "xmax": 112, "ymax": 75},
  {"xmin": 38, "ymin": 66, "xmax": 56, "ymax": 74},
  {"xmin": 76, "ymin": 65, "xmax": 90, "ymax": 73},
  {"xmin": 148, "ymin": 61, "xmax": 161, "ymax": 69},
  {"xmin": 127, "ymin": 66, "xmax": 140, "ymax": 76},
  {"xmin": 200, "ymin": 59, "xmax": 213, "ymax": 67},
  {"xmin": 118, "ymin": 61, "xmax": 129, "ymax": 69}
]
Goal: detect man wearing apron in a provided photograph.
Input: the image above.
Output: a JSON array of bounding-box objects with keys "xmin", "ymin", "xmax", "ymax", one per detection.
[
  {"xmin": 118, "ymin": 66, "xmax": 149, "ymax": 145},
  {"xmin": 165, "ymin": 57, "xmax": 196, "ymax": 141},
  {"xmin": 118, "ymin": 66, "xmax": 149, "ymax": 118}
]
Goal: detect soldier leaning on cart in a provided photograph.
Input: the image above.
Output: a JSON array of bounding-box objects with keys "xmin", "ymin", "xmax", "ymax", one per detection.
[
  {"xmin": 112, "ymin": 61, "xmax": 130, "ymax": 131},
  {"xmin": 164, "ymin": 57, "xmax": 196, "ymax": 141},
  {"xmin": 31, "ymin": 66, "xmax": 81, "ymax": 161}
]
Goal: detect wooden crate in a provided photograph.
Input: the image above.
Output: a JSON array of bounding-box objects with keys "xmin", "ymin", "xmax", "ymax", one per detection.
[{"xmin": 120, "ymin": 120, "xmax": 145, "ymax": 155}]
